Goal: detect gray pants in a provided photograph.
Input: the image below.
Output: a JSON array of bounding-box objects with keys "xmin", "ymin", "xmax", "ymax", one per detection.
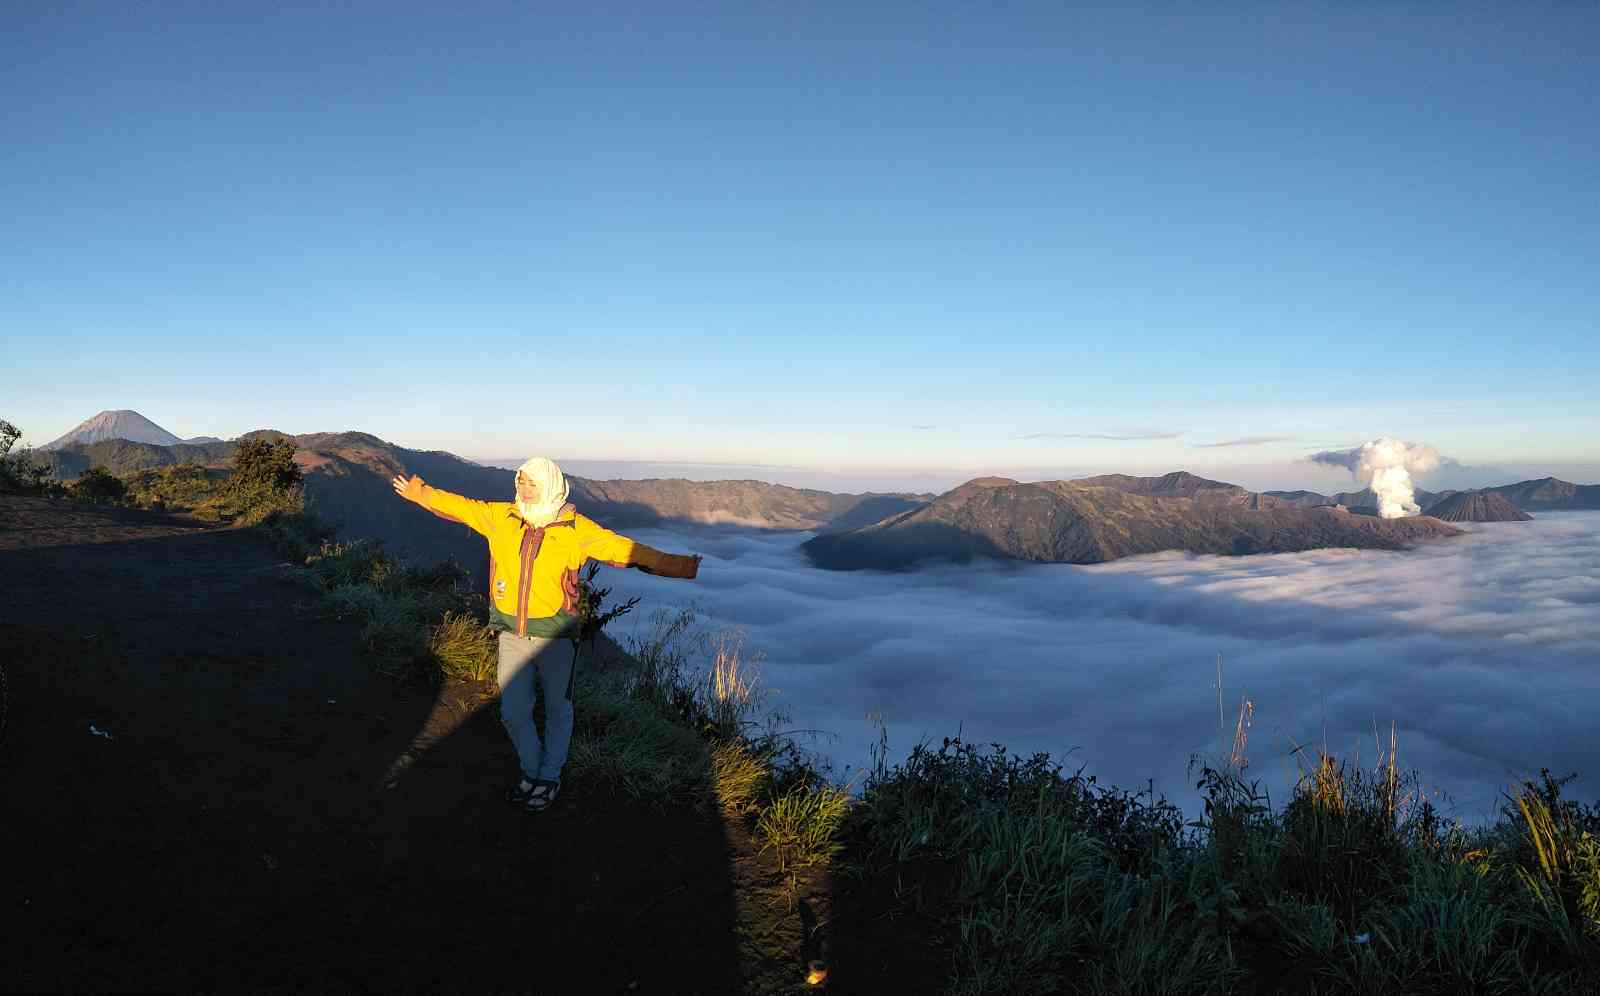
[{"xmin": 496, "ymin": 632, "xmax": 576, "ymax": 782}]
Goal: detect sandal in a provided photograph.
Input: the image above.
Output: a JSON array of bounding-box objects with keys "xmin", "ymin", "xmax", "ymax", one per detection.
[
  {"xmin": 523, "ymin": 779, "xmax": 560, "ymax": 813},
  {"xmin": 505, "ymin": 777, "xmax": 537, "ymax": 806}
]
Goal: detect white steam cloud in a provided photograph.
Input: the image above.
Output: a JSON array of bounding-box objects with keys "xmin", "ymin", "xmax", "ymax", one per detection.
[{"xmin": 1311, "ymin": 437, "xmax": 1442, "ymax": 518}]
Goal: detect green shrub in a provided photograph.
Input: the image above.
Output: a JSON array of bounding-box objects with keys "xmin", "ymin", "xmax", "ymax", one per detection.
[
  {"xmin": 124, "ymin": 461, "xmax": 224, "ymax": 510},
  {"xmin": 229, "ymin": 436, "xmax": 302, "ymax": 494},
  {"xmin": 573, "ymin": 561, "xmax": 639, "ymax": 654},
  {"xmin": 1275, "ymin": 751, "xmax": 1413, "ymax": 931},
  {"xmin": 0, "ymin": 420, "xmax": 54, "ymax": 494},
  {"xmin": 224, "ymin": 437, "xmax": 305, "ymax": 525},
  {"xmin": 70, "ymin": 465, "xmax": 129, "ymax": 504},
  {"xmin": 1506, "ymin": 772, "xmax": 1600, "ymax": 963}
]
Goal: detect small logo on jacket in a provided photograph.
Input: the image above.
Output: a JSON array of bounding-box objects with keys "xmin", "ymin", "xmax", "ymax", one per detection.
[{"xmin": 495, "ymin": 579, "xmax": 507, "ymax": 595}]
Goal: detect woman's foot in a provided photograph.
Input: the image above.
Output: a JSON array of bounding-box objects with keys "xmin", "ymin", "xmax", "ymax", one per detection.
[
  {"xmin": 504, "ymin": 776, "xmax": 538, "ymax": 806},
  {"xmin": 523, "ymin": 779, "xmax": 560, "ymax": 813}
]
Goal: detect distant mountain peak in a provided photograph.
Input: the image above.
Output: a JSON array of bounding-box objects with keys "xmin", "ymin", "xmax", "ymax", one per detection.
[
  {"xmin": 959, "ymin": 476, "xmax": 1020, "ymax": 489},
  {"xmin": 1423, "ymin": 491, "xmax": 1533, "ymax": 522},
  {"xmin": 43, "ymin": 410, "xmax": 185, "ymax": 451}
]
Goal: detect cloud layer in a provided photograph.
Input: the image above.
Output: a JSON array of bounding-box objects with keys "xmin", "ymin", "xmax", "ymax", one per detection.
[
  {"xmin": 1193, "ymin": 436, "xmax": 1298, "ymax": 448},
  {"xmin": 600, "ymin": 513, "xmax": 1600, "ymax": 821}
]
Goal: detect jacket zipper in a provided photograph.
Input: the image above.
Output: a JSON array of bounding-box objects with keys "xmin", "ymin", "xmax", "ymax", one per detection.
[
  {"xmin": 516, "ymin": 526, "xmax": 534, "ymax": 637},
  {"xmin": 510, "ymin": 510, "xmax": 573, "ymax": 637}
]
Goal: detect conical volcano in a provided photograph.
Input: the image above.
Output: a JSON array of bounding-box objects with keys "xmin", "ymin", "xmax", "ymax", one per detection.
[
  {"xmin": 43, "ymin": 410, "xmax": 183, "ymax": 450},
  {"xmin": 1422, "ymin": 491, "xmax": 1533, "ymax": 522}
]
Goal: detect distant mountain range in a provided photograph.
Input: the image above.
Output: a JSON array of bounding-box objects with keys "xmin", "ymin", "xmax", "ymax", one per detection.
[
  {"xmin": 802, "ymin": 476, "xmax": 1465, "ymax": 570},
  {"xmin": 33, "ymin": 410, "xmax": 1600, "ymax": 572},
  {"xmin": 1075, "ymin": 471, "xmax": 1301, "ymax": 509},
  {"xmin": 1262, "ymin": 486, "xmax": 1454, "ymax": 511},
  {"xmin": 1263, "ymin": 480, "xmax": 1600, "ymax": 513},
  {"xmin": 35, "ymin": 419, "xmax": 923, "ymax": 579}
]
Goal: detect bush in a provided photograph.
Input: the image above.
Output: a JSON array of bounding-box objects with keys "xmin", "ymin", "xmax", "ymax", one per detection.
[
  {"xmin": 0, "ymin": 420, "xmax": 58, "ymax": 495},
  {"xmin": 124, "ymin": 462, "xmax": 222, "ymax": 511},
  {"xmin": 1275, "ymin": 750, "xmax": 1413, "ymax": 931},
  {"xmin": 573, "ymin": 561, "xmax": 639, "ymax": 654},
  {"xmin": 230, "ymin": 437, "xmax": 303, "ymax": 494},
  {"xmin": 226, "ymin": 437, "xmax": 305, "ymax": 525},
  {"xmin": 70, "ymin": 465, "xmax": 129, "ymax": 504}
]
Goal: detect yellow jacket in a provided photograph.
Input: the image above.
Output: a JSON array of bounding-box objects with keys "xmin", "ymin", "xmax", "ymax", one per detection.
[{"xmin": 398, "ymin": 477, "xmax": 698, "ymax": 637}]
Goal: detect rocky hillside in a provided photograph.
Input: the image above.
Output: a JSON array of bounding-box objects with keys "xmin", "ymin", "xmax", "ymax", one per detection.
[
  {"xmin": 1074, "ymin": 470, "xmax": 1320, "ymax": 510},
  {"xmin": 1485, "ymin": 477, "xmax": 1600, "ymax": 510},
  {"xmin": 39, "ymin": 437, "xmax": 237, "ymax": 478},
  {"xmin": 571, "ymin": 477, "xmax": 924, "ymax": 532},
  {"xmin": 1423, "ymin": 491, "xmax": 1534, "ymax": 522},
  {"xmin": 1073, "ymin": 471, "xmax": 1291, "ymax": 508},
  {"xmin": 803, "ymin": 477, "xmax": 1464, "ymax": 570}
]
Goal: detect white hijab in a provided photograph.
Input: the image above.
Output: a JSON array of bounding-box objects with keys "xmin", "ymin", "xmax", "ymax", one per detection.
[{"xmin": 514, "ymin": 456, "xmax": 570, "ymax": 527}]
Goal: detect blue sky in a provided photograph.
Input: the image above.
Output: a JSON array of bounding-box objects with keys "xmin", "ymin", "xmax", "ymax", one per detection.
[{"xmin": 5, "ymin": 2, "xmax": 1597, "ymax": 492}]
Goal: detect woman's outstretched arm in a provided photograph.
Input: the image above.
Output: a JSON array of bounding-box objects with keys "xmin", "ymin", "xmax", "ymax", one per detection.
[
  {"xmin": 574, "ymin": 514, "xmax": 700, "ymax": 579},
  {"xmin": 391, "ymin": 474, "xmax": 496, "ymax": 537}
]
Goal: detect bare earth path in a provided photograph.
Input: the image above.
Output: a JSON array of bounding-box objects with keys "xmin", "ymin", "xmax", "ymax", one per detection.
[{"xmin": 0, "ymin": 496, "xmax": 904, "ymax": 993}]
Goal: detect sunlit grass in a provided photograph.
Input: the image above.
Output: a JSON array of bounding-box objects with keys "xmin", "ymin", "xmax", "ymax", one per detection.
[
  {"xmin": 428, "ymin": 611, "xmax": 496, "ymax": 682},
  {"xmin": 756, "ymin": 781, "xmax": 852, "ymax": 874},
  {"xmin": 842, "ymin": 684, "xmax": 1600, "ymax": 995}
]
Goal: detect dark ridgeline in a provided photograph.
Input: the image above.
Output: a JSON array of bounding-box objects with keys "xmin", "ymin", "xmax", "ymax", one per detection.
[
  {"xmin": 32, "ymin": 411, "xmax": 1597, "ymax": 575},
  {"xmin": 801, "ymin": 475, "xmax": 1464, "ymax": 570},
  {"xmin": 1484, "ymin": 477, "xmax": 1600, "ymax": 510}
]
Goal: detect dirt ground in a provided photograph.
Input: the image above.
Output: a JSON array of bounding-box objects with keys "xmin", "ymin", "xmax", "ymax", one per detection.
[{"xmin": 0, "ymin": 496, "xmax": 944, "ymax": 994}]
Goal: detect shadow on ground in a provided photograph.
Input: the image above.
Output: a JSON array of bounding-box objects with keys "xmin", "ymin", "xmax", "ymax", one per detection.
[{"xmin": 0, "ymin": 497, "xmax": 754, "ymax": 992}]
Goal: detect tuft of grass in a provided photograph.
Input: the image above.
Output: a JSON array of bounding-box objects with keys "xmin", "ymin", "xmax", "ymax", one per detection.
[
  {"xmin": 622, "ymin": 607, "xmax": 769, "ymax": 743},
  {"xmin": 428, "ymin": 611, "xmax": 496, "ymax": 682},
  {"xmin": 567, "ymin": 664, "xmax": 712, "ymax": 806},
  {"xmin": 756, "ymin": 781, "xmax": 852, "ymax": 874},
  {"xmin": 578, "ymin": 607, "xmax": 856, "ymax": 884},
  {"xmin": 710, "ymin": 739, "xmax": 769, "ymax": 818},
  {"xmin": 1506, "ymin": 771, "xmax": 1600, "ymax": 965},
  {"xmin": 704, "ymin": 629, "xmax": 762, "ymax": 739},
  {"xmin": 1276, "ymin": 745, "xmax": 1413, "ymax": 933},
  {"xmin": 284, "ymin": 537, "xmax": 479, "ymax": 681}
]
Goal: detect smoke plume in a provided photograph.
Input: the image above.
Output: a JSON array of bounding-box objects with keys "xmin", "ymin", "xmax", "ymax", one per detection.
[{"xmin": 1310, "ymin": 437, "xmax": 1441, "ymax": 517}]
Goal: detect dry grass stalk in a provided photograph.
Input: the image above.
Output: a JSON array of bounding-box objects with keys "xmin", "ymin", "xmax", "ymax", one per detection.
[{"xmin": 1229, "ymin": 698, "xmax": 1254, "ymax": 771}]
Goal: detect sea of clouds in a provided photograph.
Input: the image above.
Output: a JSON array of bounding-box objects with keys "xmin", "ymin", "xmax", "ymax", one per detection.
[{"xmin": 598, "ymin": 513, "xmax": 1600, "ymax": 821}]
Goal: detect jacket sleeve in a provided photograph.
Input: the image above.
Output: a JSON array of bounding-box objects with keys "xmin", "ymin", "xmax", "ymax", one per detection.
[
  {"xmin": 575, "ymin": 514, "xmax": 698, "ymax": 578},
  {"xmin": 413, "ymin": 480, "xmax": 496, "ymax": 538}
]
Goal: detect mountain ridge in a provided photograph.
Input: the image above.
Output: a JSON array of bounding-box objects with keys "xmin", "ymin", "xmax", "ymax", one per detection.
[
  {"xmin": 31, "ymin": 413, "xmax": 1599, "ymax": 575},
  {"xmin": 803, "ymin": 476, "xmax": 1465, "ymax": 570}
]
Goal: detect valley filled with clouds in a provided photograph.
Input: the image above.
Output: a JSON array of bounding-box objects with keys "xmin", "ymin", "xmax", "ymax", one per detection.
[{"xmin": 601, "ymin": 513, "xmax": 1600, "ymax": 822}]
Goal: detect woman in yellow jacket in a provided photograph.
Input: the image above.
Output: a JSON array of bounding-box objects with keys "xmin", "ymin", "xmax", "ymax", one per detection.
[{"xmin": 392, "ymin": 456, "xmax": 700, "ymax": 812}]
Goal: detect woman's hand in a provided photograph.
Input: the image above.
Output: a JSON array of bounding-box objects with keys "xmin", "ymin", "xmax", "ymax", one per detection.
[{"xmin": 392, "ymin": 474, "xmax": 425, "ymax": 504}]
